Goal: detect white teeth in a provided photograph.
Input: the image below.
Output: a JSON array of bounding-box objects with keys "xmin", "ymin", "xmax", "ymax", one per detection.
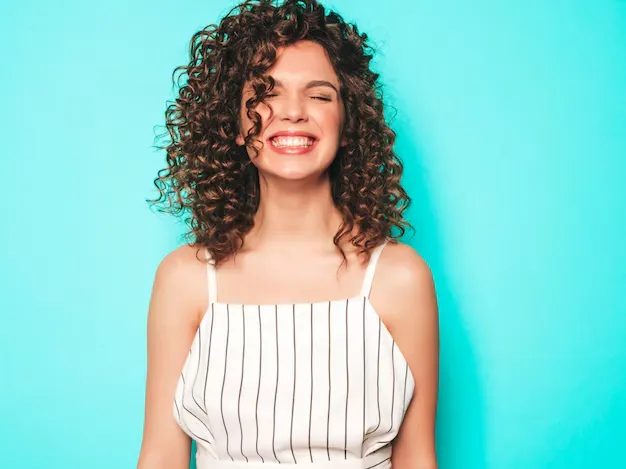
[{"xmin": 270, "ymin": 136, "xmax": 315, "ymax": 148}]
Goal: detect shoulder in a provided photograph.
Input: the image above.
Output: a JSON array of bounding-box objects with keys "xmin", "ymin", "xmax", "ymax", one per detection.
[
  {"xmin": 156, "ymin": 243, "xmax": 207, "ymax": 279},
  {"xmin": 152, "ymin": 243, "xmax": 209, "ymax": 325},
  {"xmin": 374, "ymin": 240, "xmax": 435, "ymax": 297},
  {"xmin": 370, "ymin": 240, "xmax": 439, "ymax": 355}
]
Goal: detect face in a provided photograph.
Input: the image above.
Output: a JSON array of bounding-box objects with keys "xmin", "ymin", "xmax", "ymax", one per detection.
[{"xmin": 237, "ymin": 40, "xmax": 347, "ymax": 181}]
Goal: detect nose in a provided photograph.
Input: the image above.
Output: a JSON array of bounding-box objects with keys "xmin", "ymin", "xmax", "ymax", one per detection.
[{"xmin": 274, "ymin": 93, "xmax": 308, "ymax": 122}]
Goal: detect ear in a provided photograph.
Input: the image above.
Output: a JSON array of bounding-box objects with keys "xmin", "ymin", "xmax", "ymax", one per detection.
[{"xmin": 236, "ymin": 133, "xmax": 245, "ymax": 146}]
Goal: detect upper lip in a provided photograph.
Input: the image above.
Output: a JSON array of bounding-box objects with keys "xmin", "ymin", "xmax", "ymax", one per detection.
[{"xmin": 267, "ymin": 130, "xmax": 318, "ymax": 141}]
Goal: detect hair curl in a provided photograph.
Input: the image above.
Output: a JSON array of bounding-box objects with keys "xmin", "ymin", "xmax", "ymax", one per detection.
[{"xmin": 150, "ymin": 0, "xmax": 412, "ymax": 265}]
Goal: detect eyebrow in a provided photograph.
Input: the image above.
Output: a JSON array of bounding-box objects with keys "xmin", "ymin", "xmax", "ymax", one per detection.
[{"xmin": 273, "ymin": 79, "xmax": 339, "ymax": 95}]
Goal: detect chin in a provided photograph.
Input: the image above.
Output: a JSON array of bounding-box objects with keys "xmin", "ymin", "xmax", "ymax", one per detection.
[
  {"xmin": 255, "ymin": 154, "xmax": 334, "ymax": 182},
  {"xmin": 263, "ymin": 166, "xmax": 326, "ymax": 181}
]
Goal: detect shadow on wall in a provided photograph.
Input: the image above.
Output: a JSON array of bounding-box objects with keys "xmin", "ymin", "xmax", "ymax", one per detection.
[{"xmin": 392, "ymin": 111, "xmax": 487, "ymax": 469}]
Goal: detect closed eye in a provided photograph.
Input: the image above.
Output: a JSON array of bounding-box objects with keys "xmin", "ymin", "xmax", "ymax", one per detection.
[{"xmin": 263, "ymin": 93, "xmax": 331, "ymax": 101}]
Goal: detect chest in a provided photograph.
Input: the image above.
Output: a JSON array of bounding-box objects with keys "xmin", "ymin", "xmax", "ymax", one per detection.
[
  {"xmin": 215, "ymin": 251, "xmax": 367, "ymax": 305},
  {"xmin": 175, "ymin": 298, "xmax": 414, "ymax": 459}
]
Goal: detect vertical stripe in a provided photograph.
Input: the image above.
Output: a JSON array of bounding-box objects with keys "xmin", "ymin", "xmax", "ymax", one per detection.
[
  {"xmin": 362, "ymin": 297, "xmax": 366, "ymax": 441},
  {"xmin": 202, "ymin": 303, "xmax": 215, "ymax": 412},
  {"xmin": 390, "ymin": 344, "xmax": 395, "ymax": 431},
  {"xmin": 237, "ymin": 306, "xmax": 248, "ymax": 461},
  {"xmin": 220, "ymin": 305, "xmax": 233, "ymax": 461},
  {"xmin": 191, "ymin": 326, "xmax": 204, "ymax": 411},
  {"xmin": 375, "ymin": 320, "xmax": 381, "ymax": 431},
  {"xmin": 366, "ymin": 320, "xmax": 382, "ymax": 435},
  {"xmin": 344, "ymin": 299, "xmax": 349, "ymax": 459},
  {"xmin": 272, "ymin": 305, "xmax": 279, "ymax": 462},
  {"xmin": 326, "ymin": 301, "xmax": 331, "ymax": 460},
  {"xmin": 290, "ymin": 304, "xmax": 297, "ymax": 463},
  {"xmin": 255, "ymin": 306, "xmax": 264, "ymax": 462},
  {"xmin": 174, "ymin": 398, "xmax": 181, "ymax": 421},
  {"xmin": 403, "ymin": 362, "xmax": 408, "ymax": 413},
  {"xmin": 308, "ymin": 303, "xmax": 314, "ymax": 463}
]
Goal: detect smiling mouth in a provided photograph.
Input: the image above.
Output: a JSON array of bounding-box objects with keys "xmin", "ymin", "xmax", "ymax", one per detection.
[{"xmin": 269, "ymin": 136, "xmax": 316, "ymax": 148}]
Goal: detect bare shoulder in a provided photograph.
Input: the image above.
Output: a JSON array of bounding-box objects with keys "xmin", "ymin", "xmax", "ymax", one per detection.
[
  {"xmin": 371, "ymin": 241, "xmax": 436, "ymax": 309},
  {"xmin": 156, "ymin": 243, "xmax": 206, "ymax": 279},
  {"xmin": 369, "ymin": 240, "xmax": 439, "ymax": 367},
  {"xmin": 152, "ymin": 243, "xmax": 208, "ymax": 326},
  {"xmin": 377, "ymin": 241, "xmax": 433, "ymax": 287}
]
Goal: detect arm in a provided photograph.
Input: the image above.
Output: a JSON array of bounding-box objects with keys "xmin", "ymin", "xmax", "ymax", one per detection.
[
  {"xmin": 372, "ymin": 243, "xmax": 439, "ymax": 469},
  {"xmin": 137, "ymin": 246, "xmax": 207, "ymax": 469}
]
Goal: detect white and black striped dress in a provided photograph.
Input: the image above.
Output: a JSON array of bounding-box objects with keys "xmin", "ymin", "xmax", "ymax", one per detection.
[{"xmin": 174, "ymin": 241, "xmax": 415, "ymax": 469}]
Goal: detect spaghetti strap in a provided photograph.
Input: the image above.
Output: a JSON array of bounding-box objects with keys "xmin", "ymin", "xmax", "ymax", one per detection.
[
  {"xmin": 204, "ymin": 247, "xmax": 218, "ymax": 304},
  {"xmin": 360, "ymin": 239, "xmax": 389, "ymax": 298}
]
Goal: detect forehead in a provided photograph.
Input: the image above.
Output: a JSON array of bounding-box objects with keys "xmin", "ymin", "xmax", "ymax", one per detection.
[{"xmin": 267, "ymin": 40, "xmax": 339, "ymax": 86}]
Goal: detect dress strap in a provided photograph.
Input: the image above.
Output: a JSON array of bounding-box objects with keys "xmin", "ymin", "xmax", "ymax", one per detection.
[
  {"xmin": 204, "ymin": 247, "xmax": 218, "ymax": 303},
  {"xmin": 360, "ymin": 239, "xmax": 389, "ymax": 298}
]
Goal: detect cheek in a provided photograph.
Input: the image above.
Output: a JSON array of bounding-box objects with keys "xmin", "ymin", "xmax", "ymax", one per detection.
[{"xmin": 317, "ymin": 108, "xmax": 344, "ymax": 140}]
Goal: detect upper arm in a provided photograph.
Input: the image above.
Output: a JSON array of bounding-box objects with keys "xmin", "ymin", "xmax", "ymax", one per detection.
[
  {"xmin": 371, "ymin": 243, "xmax": 439, "ymax": 469},
  {"xmin": 137, "ymin": 245, "xmax": 207, "ymax": 469}
]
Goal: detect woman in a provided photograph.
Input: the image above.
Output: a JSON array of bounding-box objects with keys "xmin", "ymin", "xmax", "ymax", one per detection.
[{"xmin": 137, "ymin": 1, "xmax": 439, "ymax": 469}]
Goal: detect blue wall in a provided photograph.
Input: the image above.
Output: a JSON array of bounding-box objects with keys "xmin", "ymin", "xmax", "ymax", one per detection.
[{"xmin": 1, "ymin": 1, "xmax": 624, "ymax": 468}]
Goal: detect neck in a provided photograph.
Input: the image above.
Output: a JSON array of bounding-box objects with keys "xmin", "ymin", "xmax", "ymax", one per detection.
[{"xmin": 245, "ymin": 173, "xmax": 343, "ymax": 252}]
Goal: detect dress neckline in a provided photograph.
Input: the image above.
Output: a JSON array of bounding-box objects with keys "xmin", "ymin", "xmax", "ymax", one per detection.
[{"xmin": 208, "ymin": 294, "xmax": 367, "ymax": 310}]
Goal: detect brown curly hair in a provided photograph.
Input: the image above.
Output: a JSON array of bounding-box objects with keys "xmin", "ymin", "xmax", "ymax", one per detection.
[{"xmin": 150, "ymin": 0, "xmax": 412, "ymax": 265}]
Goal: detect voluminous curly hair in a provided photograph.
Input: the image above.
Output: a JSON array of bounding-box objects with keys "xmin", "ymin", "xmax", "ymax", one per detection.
[{"xmin": 151, "ymin": 0, "xmax": 412, "ymax": 265}]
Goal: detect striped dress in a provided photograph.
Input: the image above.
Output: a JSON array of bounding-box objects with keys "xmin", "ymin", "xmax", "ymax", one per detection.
[{"xmin": 173, "ymin": 241, "xmax": 415, "ymax": 469}]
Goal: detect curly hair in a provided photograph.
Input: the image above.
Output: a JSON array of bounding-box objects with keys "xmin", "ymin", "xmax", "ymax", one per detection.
[{"xmin": 150, "ymin": 0, "xmax": 412, "ymax": 265}]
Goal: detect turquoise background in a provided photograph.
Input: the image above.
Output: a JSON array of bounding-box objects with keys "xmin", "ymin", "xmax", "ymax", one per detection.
[{"xmin": 1, "ymin": 1, "xmax": 624, "ymax": 468}]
